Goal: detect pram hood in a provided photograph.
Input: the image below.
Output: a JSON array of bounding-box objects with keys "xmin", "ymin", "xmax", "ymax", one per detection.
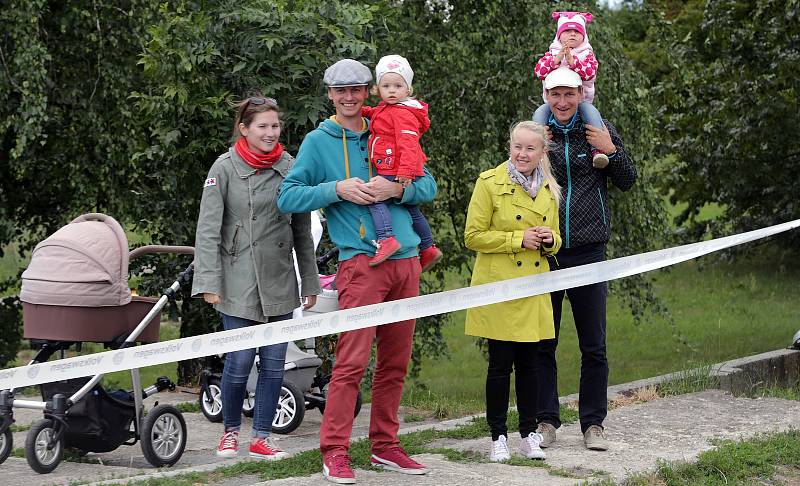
[{"xmin": 20, "ymin": 213, "xmax": 132, "ymax": 307}]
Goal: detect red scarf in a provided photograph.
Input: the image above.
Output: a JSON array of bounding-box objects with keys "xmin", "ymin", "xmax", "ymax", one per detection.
[{"xmin": 234, "ymin": 137, "xmax": 285, "ymax": 169}]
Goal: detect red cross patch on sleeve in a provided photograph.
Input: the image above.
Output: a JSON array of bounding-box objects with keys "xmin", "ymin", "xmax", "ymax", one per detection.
[{"xmin": 204, "ymin": 178, "xmax": 217, "ymax": 188}]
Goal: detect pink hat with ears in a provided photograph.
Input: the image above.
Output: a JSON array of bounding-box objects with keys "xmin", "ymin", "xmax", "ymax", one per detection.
[{"xmin": 553, "ymin": 11, "xmax": 593, "ymax": 39}]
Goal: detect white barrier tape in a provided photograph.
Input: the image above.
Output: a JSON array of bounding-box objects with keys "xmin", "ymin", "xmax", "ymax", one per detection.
[{"xmin": 1, "ymin": 219, "xmax": 798, "ymax": 390}]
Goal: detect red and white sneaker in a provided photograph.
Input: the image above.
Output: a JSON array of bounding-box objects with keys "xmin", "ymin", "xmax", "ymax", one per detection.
[
  {"xmin": 370, "ymin": 447, "xmax": 428, "ymax": 475},
  {"xmin": 216, "ymin": 430, "xmax": 239, "ymax": 458},
  {"xmin": 419, "ymin": 245, "xmax": 443, "ymax": 272},
  {"xmin": 249, "ymin": 437, "xmax": 288, "ymax": 460},
  {"xmin": 322, "ymin": 453, "xmax": 356, "ymax": 484},
  {"xmin": 369, "ymin": 236, "xmax": 401, "ymax": 267}
]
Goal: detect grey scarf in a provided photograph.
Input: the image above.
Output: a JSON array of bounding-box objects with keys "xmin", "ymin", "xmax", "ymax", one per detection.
[{"xmin": 506, "ymin": 159, "xmax": 544, "ymax": 200}]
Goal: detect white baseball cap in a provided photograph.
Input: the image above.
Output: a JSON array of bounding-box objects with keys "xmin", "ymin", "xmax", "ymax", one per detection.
[
  {"xmin": 544, "ymin": 67, "xmax": 582, "ymax": 90},
  {"xmin": 375, "ymin": 54, "xmax": 414, "ymax": 88}
]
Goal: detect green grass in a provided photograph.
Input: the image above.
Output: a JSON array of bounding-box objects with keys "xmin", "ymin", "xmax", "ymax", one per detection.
[
  {"xmin": 97, "ymin": 321, "xmax": 181, "ymax": 391},
  {"xmin": 636, "ymin": 429, "xmax": 800, "ymax": 485},
  {"xmin": 175, "ymin": 401, "xmax": 201, "ymax": 413},
  {"xmin": 741, "ymin": 382, "xmax": 800, "ymax": 401},
  {"xmin": 11, "ymin": 321, "xmax": 182, "ymax": 394},
  {"xmin": 109, "ymin": 409, "xmax": 579, "ymax": 485},
  {"xmin": 408, "ymin": 251, "xmax": 799, "ymax": 410},
  {"xmin": 656, "ymin": 365, "xmax": 720, "ymax": 397},
  {"xmin": 0, "ymin": 241, "xmax": 25, "ymax": 295}
]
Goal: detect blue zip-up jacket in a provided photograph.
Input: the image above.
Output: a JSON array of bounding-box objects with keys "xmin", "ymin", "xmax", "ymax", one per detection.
[
  {"xmin": 548, "ymin": 112, "xmax": 636, "ymax": 248},
  {"xmin": 277, "ymin": 116, "xmax": 437, "ymax": 262}
]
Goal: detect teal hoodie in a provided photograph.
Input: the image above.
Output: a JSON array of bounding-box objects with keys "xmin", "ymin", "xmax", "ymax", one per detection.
[{"xmin": 278, "ymin": 116, "xmax": 437, "ymax": 262}]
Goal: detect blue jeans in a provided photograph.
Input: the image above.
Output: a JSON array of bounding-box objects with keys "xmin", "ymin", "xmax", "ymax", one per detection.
[
  {"xmin": 367, "ymin": 175, "xmax": 434, "ymax": 249},
  {"xmin": 220, "ymin": 312, "xmax": 291, "ymax": 438},
  {"xmin": 532, "ymin": 101, "xmax": 603, "ymax": 129}
]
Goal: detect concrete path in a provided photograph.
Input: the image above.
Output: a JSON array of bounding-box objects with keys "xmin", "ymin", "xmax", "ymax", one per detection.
[{"xmin": 3, "ymin": 388, "xmax": 798, "ymax": 485}]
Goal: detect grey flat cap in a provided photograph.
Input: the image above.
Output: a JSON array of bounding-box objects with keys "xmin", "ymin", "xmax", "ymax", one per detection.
[{"xmin": 324, "ymin": 59, "xmax": 372, "ymax": 87}]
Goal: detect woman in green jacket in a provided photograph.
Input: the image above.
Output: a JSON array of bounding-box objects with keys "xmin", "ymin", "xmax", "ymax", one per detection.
[
  {"xmin": 192, "ymin": 96, "xmax": 321, "ymax": 460},
  {"xmin": 464, "ymin": 121, "xmax": 562, "ymax": 463}
]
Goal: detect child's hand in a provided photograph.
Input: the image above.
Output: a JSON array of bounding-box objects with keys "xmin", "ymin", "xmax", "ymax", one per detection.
[
  {"xmin": 397, "ymin": 176, "xmax": 413, "ymax": 187},
  {"xmin": 565, "ymin": 47, "xmax": 575, "ymax": 66},
  {"xmin": 554, "ymin": 48, "xmax": 566, "ymax": 65}
]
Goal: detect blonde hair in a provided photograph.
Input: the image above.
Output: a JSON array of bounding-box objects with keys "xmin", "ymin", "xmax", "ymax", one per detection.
[
  {"xmin": 509, "ymin": 121, "xmax": 562, "ymax": 207},
  {"xmin": 370, "ymin": 83, "xmax": 414, "ymax": 98}
]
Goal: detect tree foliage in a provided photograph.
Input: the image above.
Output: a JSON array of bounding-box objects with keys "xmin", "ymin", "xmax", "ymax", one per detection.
[
  {"xmin": 0, "ymin": 0, "xmax": 670, "ymax": 378},
  {"xmin": 0, "ymin": 0, "xmax": 158, "ymax": 365},
  {"xmin": 380, "ymin": 0, "xmax": 667, "ymax": 323},
  {"xmin": 658, "ymin": 0, "xmax": 800, "ymax": 238},
  {"xmin": 613, "ymin": 0, "xmax": 800, "ymax": 241},
  {"xmin": 131, "ymin": 0, "xmax": 389, "ymax": 382},
  {"xmin": 0, "ymin": 1, "xmax": 156, "ymax": 248}
]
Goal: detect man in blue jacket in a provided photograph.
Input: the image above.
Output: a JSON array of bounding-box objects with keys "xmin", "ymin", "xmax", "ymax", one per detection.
[
  {"xmin": 278, "ymin": 59, "xmax": 436, "ymax": 484},
  {"xmin": 535, "ymin": 67, "xmax": 637, "ymax": 452}
]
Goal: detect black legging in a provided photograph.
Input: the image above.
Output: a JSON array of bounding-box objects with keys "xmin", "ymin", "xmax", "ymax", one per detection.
[{"xmin": 486, "ymin": 339, "xmax": 539, "ymax": 441}]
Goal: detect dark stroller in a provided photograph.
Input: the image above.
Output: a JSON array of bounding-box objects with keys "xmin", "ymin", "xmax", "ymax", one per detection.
[{"xmin": 0, "ymin": 213, "xmax": 193, "ymax": 473}]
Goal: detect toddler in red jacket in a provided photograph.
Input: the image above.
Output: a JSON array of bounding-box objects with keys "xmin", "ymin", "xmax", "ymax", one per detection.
[{"xmin": 362, "ymin": 54, "xmax": 442, "ymax": 271}]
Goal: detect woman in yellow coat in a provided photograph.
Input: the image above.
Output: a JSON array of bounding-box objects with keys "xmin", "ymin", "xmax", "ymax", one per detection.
[{"xmin": 464, "ymin": 121, "xmax": 562, "ymax": 463}]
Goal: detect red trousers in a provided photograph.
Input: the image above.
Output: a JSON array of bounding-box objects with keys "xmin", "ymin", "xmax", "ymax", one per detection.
[{"xmin": 319, "ymin": 254, "xmax": 420, "ymax": 458}]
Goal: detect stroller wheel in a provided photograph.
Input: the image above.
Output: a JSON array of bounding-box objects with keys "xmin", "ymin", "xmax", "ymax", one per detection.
[
  {"xmin": 141, "ymin": 404, "xmax": 187, "ymax": 467},
  {"xmin": 242, "ymin": 391, "xmax": 256, "ymax": 418},
  {"xmin": 199, "ymin": 377, "xmax": 223, "ymax": 423},
  {"xmin": 318, "ymin": 386, "xmax": 363, "ymax": 419},
  {"xmin": 0, "ymin": 426, "xmax": 12, "ymax": 465},
  {"xmin": 271, "ymin": 381, "xmax": 305, "ymax": 435},
  {"xmin": 25, "ymin": 419, "xmax": 64, "ymax": 474}
]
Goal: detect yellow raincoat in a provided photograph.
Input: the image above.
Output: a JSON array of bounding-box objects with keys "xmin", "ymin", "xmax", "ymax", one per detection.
[{"xmin": 464, "ymin": 162, "xmax": 562, "ymax": 342}]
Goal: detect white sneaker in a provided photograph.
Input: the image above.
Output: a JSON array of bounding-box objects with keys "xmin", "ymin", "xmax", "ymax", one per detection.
[
  {"xmin": 490, "ymin": 435, "xmax": 511, "ymax": 462},
  {"xmin": 519, "ymin": 432, "xmax": 546, "ymax": 459}
]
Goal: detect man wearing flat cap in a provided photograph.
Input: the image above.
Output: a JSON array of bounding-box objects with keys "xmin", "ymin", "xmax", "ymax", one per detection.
[
  {"xmin": 279, "ymin": 59, "xmax": 435, "ymax": 483},
  {"xmin": 534, "ymin": 67, "xmax": 636, "ymax": 452}
]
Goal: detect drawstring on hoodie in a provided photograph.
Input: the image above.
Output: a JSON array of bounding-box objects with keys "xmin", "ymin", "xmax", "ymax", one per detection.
[{"xmin": 340, "ymin": 127, "xmax": 373, "ymax": 241}]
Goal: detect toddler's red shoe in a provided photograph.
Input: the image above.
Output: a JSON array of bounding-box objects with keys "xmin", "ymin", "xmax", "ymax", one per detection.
[
  {"xmin": 369, "ymin": 236, "xmax": 401, "ymax": 267},
  {"xmin": 592, "ymin": 149, "xmax": 609, "ymax": 169},
  {"xmin": 419, "ymin": 245, "xmax": 443, "ymax": 272}
]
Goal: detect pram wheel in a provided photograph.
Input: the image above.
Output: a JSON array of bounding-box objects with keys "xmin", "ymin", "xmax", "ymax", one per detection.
[
  {"xmin": 25, "ymin": 419, "xmax": 64, "ymax": 474},
  {"xmin": 199, "ymin": 377, "xmax": 223, "ymax": 423},
  {"xmin": 271, "ymin": 381, "xmax": 305, "ymax": 435},
  {"xmin": 242, "ymin": 391, "xmax": 256, "ymax": 418},
  {"xmin": 141, "ymin": 404, "xmax": 187, "ymax": 467},
  {"xmin": 318, "ymin": 387, "xmax": 363, "ymax": 418},
  {"xmin": 0, "ymin": 427, "xmax": 12, "ymax": 465}
]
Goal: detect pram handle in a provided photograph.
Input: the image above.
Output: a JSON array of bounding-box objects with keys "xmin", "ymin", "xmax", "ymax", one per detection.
[
  {"xmin": 316, "ymin": 246, "xmax": 339, "ymax": 269},
  {"xmin": 129, "ymin": 245, "xmax": 195, "ymax": 261},
  {"xmin": 177, "ymin": 262, "xmax": 195, "ymax": 287}
]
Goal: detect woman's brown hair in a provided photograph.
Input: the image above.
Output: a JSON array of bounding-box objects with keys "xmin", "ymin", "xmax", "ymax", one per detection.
[{"xmin": 232, "ymin": 96, "xmax": 281, "ymax": 141}]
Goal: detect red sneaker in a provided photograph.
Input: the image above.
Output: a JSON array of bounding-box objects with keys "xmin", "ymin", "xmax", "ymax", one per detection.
[
  {"xmin": 249, "ymin": 437, "xmax": 288, "ymax": 460},
  {"xmin": 419, "ymin": 245, "xmax": 443, "ymax": 272},
  {"xmin": 369, "ymin": 236, "xmax": 401, "ymax": 267},
  {"xmin": 216, "ymin": 430, "xmax": 239, "ymax": 458},
  {"xmin": 370, "ymin": 447, "xmax": 428, "ymax": 475},
  {"xmin": 323, "ymin": 453, "xmax": 356, "ymax": 484}
]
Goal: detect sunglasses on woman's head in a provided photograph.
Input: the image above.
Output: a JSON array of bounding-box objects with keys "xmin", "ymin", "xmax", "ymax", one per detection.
[{"xmin": 249, "ymin": 97, "xmax": 277, "ymax": 106}]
